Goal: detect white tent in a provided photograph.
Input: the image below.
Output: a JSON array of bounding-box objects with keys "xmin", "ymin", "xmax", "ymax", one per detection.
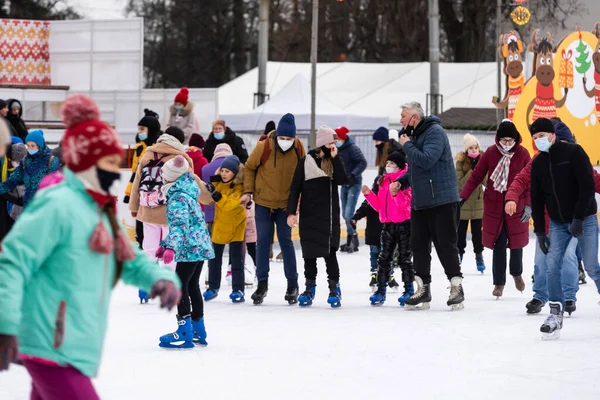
[{"xmin": 220, "ymin": 74, "xmax": 389, "ymax": 132}]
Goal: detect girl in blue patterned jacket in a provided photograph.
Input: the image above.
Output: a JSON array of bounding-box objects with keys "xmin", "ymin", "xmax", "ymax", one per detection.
[{"xmin": 156, "ymin": 155, "xmax": 215, "ymax": 349}]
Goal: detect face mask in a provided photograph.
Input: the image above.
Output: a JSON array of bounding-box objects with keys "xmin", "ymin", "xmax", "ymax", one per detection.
[
  {"xmin": 138, "ymin": 133, "xmax": 148, "ymax": 141},
  {"xmin": 385, "ymin": 167, "xmax": 398, "ymax": 174},
  {"xmin": 467, "ymin": 152, "xmax": 479, "ymax": 159},
  {"xmin": 403, "ymin": 125, "xmax": 415, "ymax": 137},
  {"xmin": 336, "ymin": 140, "xmax": 344, "ymax": 148},
  {"xmin": 534, "ymin": 137, "xmax": 552, "ymax": 152},
  {"xmin": 376, "ymin": 143, "xmax": 385, "ymax": 151},
  {"xmin": 97, "ymin": 168, "xmax": 121, "ymax": 193},
  {"xmin": 214, "ymin": 132, "xmax": 225, "ymax": 140},
  {"xmin": 277, "ymin": 138, "xmax": 294, "ymax": 152},
  {"xmin": 28, "ymin": 149, "xmax": 38, "ymax": 156},
  {"xmin": 174, "ymin": 105, "xmax": 183, "ymax": 112},
  {"xmin": 320, "ymin": 146, "xmax": 332, "ymax": 158},
  {"xmin": 501, "ymin": 143, "xmax": 515, "ymax": 152}
]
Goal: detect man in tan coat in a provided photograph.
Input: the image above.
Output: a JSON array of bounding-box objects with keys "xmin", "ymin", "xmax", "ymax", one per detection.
[{"xmin": 241, "ymin": 113, "xmax": 305, "ymax": 305}]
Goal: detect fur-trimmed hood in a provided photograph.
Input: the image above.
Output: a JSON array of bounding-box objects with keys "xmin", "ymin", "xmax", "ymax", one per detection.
[
  {"xmin": 214, "ymin": 166, "xmax": 244, "ymax": 187},
  {"xmin": 169, "ymin": 101, "xmax": 194, "ymax": 117},
  {"xmin": 456, "ymin": 151, "xmax": 481, "ymax": 173}
]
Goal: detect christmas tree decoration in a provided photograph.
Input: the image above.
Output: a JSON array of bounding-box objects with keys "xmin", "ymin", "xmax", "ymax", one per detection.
[
  {"xmin": 575, "ymin": 26, "xmax": 592, "ymax": 74},
  {"xmin": 511, "ymin": 6, "xmax": 531, "ymax": 26}
]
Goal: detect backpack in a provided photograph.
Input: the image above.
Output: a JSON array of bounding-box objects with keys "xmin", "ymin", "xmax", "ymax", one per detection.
[
  {"xmin": 259, "ymin": 134, "xmax": 303, "ymax": 166},
  {"xmin": 138, "ymin": 153, "xmax": 168, "ymax": 208}
]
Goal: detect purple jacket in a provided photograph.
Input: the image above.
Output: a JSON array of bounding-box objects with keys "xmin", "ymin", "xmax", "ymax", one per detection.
[{"xmin": 201, "ymin": 157, "xmax": 226, "ymax": 223}]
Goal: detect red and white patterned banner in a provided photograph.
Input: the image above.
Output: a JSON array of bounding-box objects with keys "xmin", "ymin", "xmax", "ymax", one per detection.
[{"xmin": 0, "ymin": 19, "xmax": 51, "ymax": 85}]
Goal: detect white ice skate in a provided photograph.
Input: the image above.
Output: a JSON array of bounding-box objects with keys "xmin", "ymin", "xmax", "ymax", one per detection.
[
  {"xmin": 404, "ymin": 276, "xmax": 431, "ymax": 311},
  {"xmin": 245, "ymin": 264, "xmax": 256, "ymax": 287},
  {"xmin": 541, "ymin": 302, "xmax": 563, "ymax": 341}
]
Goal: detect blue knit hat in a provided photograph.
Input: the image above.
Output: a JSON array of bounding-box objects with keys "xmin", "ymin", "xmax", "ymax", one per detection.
[
  {"xmin": 277, "ymin": 113, "xmax": 296, "ymax": 138},
  {"xmin": 26, "ymin": 130, "xmax": 45, "ymax": 149},
  {"xmin": 554, "ymin": 122, "xmax": 575, "ymax": 143},
  {"xmin": 373, "ymin": 127, "xmax": 389, "ymax": 142},
  {"xmin": 220, "ymin": 155, "xmax": 240, "ymax": 175}
]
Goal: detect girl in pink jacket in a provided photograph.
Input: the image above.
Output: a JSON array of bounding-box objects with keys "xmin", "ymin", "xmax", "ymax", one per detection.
[{"xmin": 363, "ymin": 151, "xmax": 415, "ymax": 306}]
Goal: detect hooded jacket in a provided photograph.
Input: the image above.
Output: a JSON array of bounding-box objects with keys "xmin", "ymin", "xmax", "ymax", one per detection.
[
  {"xmin": 186, "ymin": 146, "xmax": 208, "ymax": 180},
  {"xmin": 6, "ymin": 99, "xmax": 28, "ymax": 141},
  {"xmin": 203, "ymin": 127, "xmax": 248, "ymax": 164},
  {"xmin": 365, "ymin": 166, "xmax": 412, "ymax": 224},
  {"xmin": 167, "ymin": 101, "xmax": 195, "ymax": 145},
  {"xmin": 211, "ymin": 168, "xmax": 246, "ymax": 245}
]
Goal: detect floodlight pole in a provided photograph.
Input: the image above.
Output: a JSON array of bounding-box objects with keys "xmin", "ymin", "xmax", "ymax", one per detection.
[
  {"xmin": 428, "ymin": 0, "xmax": 440, "ymax": 116},
  {"xmin": 309, "ymin": 0, "xmax": 319, "ymax": 149},
  {"xmin": 257, "ymin": 0, "xmax": 269, "ymax": 107}
]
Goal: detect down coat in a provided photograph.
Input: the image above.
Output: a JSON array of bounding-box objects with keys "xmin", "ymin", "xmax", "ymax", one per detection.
[
  {"xmin": 211, "ymin": 168, "xmax": 247, "ymax": 245},
  {"xmin": 456, "ymin": 152, "xmax": 485, "ymax": 221}
]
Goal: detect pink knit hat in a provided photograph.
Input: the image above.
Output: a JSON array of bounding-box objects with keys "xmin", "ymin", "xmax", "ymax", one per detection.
[
  {"xmin": 212, "ymin": 143, "xmax": 233, "ymax": 161},
  {"xmin": 316, "ymin": 126, "xmax": 338, "ymax": 148}
]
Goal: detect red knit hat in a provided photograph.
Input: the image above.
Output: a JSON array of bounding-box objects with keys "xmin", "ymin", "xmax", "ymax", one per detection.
[
  {"xmin": 174, "ymin": 87, "xmax": 189, "ymax": 105},
  {"xmin": 335, "ymin": 126, "xmax": 349, "ymax": 140},
  {"xmin": 60, "ymin": 94, "xmax": 124, "ymax": 173}
]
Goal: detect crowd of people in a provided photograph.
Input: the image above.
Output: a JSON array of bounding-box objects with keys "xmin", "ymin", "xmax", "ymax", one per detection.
[{"xmin": 0, "ymin": 88, "xmax": 599, "ymax": 397}]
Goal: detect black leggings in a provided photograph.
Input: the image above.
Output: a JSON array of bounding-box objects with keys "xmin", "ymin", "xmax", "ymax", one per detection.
[
  {"xmin": 304, "ymin": 247, "xmax": 340, "ymax": 282},
  {"xmin": 457, "ymin": 219, "xmax": 483, "ymax": 255},
  {"xmin": 492, "ymin": 227, "xmax": 523, "ymax": 286},
  {"xmin": 247, "ymin": 242, "xmax": 257, "ymax": 266},
  {"xmin": 176, "ymin": 261, "xmax": 204, "ymax": 320}
]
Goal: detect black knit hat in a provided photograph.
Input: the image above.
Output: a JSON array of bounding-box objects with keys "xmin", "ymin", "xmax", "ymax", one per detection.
[
  {"xmin": 264, "ymin": 121, "xmax": 276, "ymax": 135},
  {"xmin": 529, "ymin": 118, "xmax": 555, "ymax": 135},
  {"xmin": 387, "ymin": 151, "xmax": 406, "ymax": 170},
  {"xmin": 138, "ymin": 108, "xmax": 161, "ymax": 141},
  {"xmin": 164, "ymin": 126, "xmax": 185, "ymax": 144},
  {"xmin": 496, "ymin": 120, "xmax": 520, "ymax": 141}
]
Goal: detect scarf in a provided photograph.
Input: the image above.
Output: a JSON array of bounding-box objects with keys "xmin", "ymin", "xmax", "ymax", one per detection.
[
  {"xmin": 157, "ymin": 134, "xmax": 186, "ymax": 153},
  {"xmin": 490, "ymin": 144, "xmax": 514, "ymax": 193}
]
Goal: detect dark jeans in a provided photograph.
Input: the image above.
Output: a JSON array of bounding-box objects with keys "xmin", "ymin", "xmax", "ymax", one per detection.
[
  {"xmin": 209, "ymin": 242, "xmax": 245, "ymax": 292},
  {"xmin": 457, "ymin": 219, "xmax": 483, "ymax": 255},
  {"xmin": 304, "ymin": 247, "xmax": 340, "ymax": 282},
  {"xmin": 176, "ymin": 261, "xmax": 204, "ymax": 320},
  {"xmin": 411, "ymin": 202, "xmax": 463, "ymax": 284},
  {"xmin": 247, "ymin": 242, "xmax": 257, "ymax": 266},
  {"xmin": 378, "ymin": 221, "xmax": 414, "ymax": 284},
  {"xmin": 492, "ymin": 226, "xmax": 523, "ymax": 285},
  {"xmin": 255, "ymin": 205, "xmax": 298, "ymax": 287}
]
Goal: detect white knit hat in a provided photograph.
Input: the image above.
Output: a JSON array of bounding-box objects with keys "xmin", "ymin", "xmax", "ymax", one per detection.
[
  {"xmin": 162, "ymin": 155, "xmax": 189, "ymax": 183},
  {"xmin": 463, "ymin": 133, "xmax": 480, "ymax": 152},
  {"xmin": 316, "ymin": 125, "xmax": 338, "ymax": 148}
]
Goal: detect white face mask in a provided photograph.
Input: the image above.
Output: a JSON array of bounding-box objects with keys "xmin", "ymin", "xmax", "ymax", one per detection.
[
  {"xmin": 385, "ymin": 167, "xmax": 398, "ymax": 174},
  {"xmin": 501, "ymin": 143, "xmax": 515, "ymax": 152},
  {"xmin": 277, "ymin": 138, "xmax": 294, "ymax": 152}
]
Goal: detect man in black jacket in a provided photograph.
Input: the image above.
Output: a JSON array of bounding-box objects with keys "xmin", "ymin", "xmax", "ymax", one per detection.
[{"xmin": 530, "ymin": 118, "xmax": 599, "ymax": 340}]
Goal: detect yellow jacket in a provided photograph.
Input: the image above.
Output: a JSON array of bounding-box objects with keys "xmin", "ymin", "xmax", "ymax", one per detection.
[
  {"xmin": 212, "ymin": 169, "xmax": 246, "ymax": 245},
  {"xmin": 124, "ymin": 142, "xmax": 147, "ymax": 202}
]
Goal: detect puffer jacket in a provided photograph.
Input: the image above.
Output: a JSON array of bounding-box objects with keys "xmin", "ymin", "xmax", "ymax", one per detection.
[
  {"xmin": 161, "ymin": 172, "xmax": 215, "ymax": 262},
  {"xmin": 456, "ymin": 152, "xmax": 485, "ymax": 221},
  {"xmin": 203, "ymin": 127, "xmax": 248, "ymax": 164},
  {"xmin": 338, "ymin": 135, "xmax": 367, "ymax": 185},
  {"xmin": 212, "ymin": 168, "xmax": 247, "ymax": 245},
  {"xmin": 6, "ymin": 99, "xmax": 28, "ymax": 141},
  {"xmin": 365, "ymin": 166, "xmax": 411, "ymax": 224},
  {"xmin": 124, "ymin": 141, "xmax": 148, "ymax": 203},
  {"xmin": 167, "ymin": 101, "xmax": 195, "ymax": 145},
  {"xmin": 186, "ymin": 146, "xmax": 208, "ymax": 180}
]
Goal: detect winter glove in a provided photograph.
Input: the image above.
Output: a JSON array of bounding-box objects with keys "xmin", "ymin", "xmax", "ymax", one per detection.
[
  {"xmin": 520, "ymin": 205, "xmax": 532, "ymax": 223},
  {"xmin": 123, "ymin": 195, "xmax": 130, "ymax": 204},
  {"xmin": 155, "ymin": 247, "xmax": 165, "ymax": 259},
  {"xmin": 459, "ymin": 198, "xmax": 466, "ymax": 208},
  {"xmin": 0, "ymin": 334, "xmax": 18, "ymax": 371},
  {"xmin": 205, "ymin": 182, "xmax": 216, "ymax": 194},
  {"xmin": 537, "ymin": 234, "xmax": 551, "ymax": 255},
  {"xmin": 211, "ymin": 191, "xmax": 223, "ymax": 202},
  {"xmin": 350, "ymin": 220, "xmax": 357, "ymax": 230},
  {"xmin": 163, "ymin": 249, "xmax": 175, "ymax": 265},
  {"xmin": 150, "ymin": 280, "xmax": 181, "ymax": 311},
  {"xmin": 570, "ymin": 219, "xmax": 584, "ymax": 238}
]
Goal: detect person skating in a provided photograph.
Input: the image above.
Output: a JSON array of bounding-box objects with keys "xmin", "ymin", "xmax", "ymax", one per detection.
[
  {"xmin": 5, "ymin": 99, "xmax": 27, "ymax": 141},
  {"xmin": 373, "ymin": 126, "xmax": 403, "ymax": 176},
  {"xmin": 363, "ymin": 151, "xmax": 415, "ymax": 306},
  {"xmin": 460, "ymin": 120, "xmax": 531, "ymax": 299},
  {"xmin": 0, "ymin": 100, "xmax": 18, "ymax": 137},
  {"xmin": 456, "ymin": 134, "xmax": 486, "ymax": 273},
  {"xmin": 286, "ymin": 126, "xmax": 347, "ymax": 308},
  {"xmin": 530, "ymin": 118, "xmax": 598, "ymax": 339},
  {"xmin": 187, "ymin": 133, "xmax": 209, "ymax": 180},
  {"xmin": 0, "ymin": 94, "xmax": 181, "ymax": 399},
  {"xmin": 166, "ymin": 88, "xmax": 195, "ymax": 145},
  {"xmin": 156, "ymin": 155, "xmax": 215, "ymax": 349},
  {"xmin": 203, "ymin": 119, "xmax": 248, "ymax": 164}
]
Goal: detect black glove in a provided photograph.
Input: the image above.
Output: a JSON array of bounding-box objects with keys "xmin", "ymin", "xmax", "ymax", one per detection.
[
  {"xmin": 570, "ymin": 219, "xmax": 584, "ymax": 238},
  {"xmin": 205, "ymin": 182, "xmax": 216, "ymax": 194},
  {"xmin": 350, "ymin": 220, "xmax": 357, "ymax": 230},
  {"xmin": 123, "ymin": 195, "xmax": 130, "ymax": 204},
  {"xmin": 537, "ymin": 234, "xmax": 551, "ymax": 255},
  {"xmin": 520, "ymin": 205, "xmax": 532, "ymax": 223},
  {"xmin": 211, "ymin": 191, "xmax": 222, "ymax": 202},
  {"xmin": 459, "ymin": 198, "xmax": 466, "ymax": 208}
]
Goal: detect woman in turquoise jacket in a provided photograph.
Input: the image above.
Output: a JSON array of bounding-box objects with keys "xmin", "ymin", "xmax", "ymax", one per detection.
[{"xmin": 0, "ymin": 94, "xmax": 181, "ymax": 400}]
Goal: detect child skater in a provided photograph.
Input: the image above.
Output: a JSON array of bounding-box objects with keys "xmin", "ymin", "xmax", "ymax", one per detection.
[
  {"xmin": 156, "ymin": 155, "xmax": 215, "ymax": 349},
  {"xmin": 204, "ymin": 155, "xmax": 247, "ymax": 303},
  {"xmin": 0, "ymin": 94, "xmax": 180, "ymax": 399},
  {"xmin": 364, "ymin": 151, "xmax": 415, "ymax": 306},
  {"xmin": 287, "ymin": 126, "xmax": 347, "ymax": 308}
]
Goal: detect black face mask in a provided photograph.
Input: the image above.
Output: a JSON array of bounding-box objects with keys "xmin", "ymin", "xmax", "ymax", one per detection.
[
  {"xmin": 320, "ymin": 146, "xmax": 332, "ymax": 158},
  {"xmin": 376, "ymin": 143, "xmax": 385, "ymax": 151},
  {"xmin": 97, "ymin": 168, "xmax": 121, "ymax": 192},
  {"xmin": 404, "ymin": 125, "xmax": 415, "ymax": 137}
]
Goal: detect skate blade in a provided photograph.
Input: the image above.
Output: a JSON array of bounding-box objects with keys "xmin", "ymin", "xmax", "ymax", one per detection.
[
  {"xmin": 298, "ymin": 302, "xmax": 312, "ymax": 307},
  {"xmin": 449, "ymin": 303, "xmax": 464, "ymax": 311},
  {"xmin": 405, "ymin": 302, "xmax": 430, "ymax": 311},
  {"xmin": 370, "ymin": 301, "xmax": 385, "ymax": 306},
  {"xmin": 159, "ymin": 341, "xmax": 195, "ymax": 350},
  {"xmin": 193, "ymin": 340, "xmax": 208, "ymax": 347},
  {"xmin": 541, "ymin": 330, "xmax": 561, "ymax": 340}
]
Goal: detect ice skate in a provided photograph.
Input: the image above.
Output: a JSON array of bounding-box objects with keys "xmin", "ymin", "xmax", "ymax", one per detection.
[
  {"xmin": 346, "ymin": 235, "xmax": 359, "ymax": 254},
  {"xmin": 369, "ymin": 271, "xmax": 378, "ymax": 291},
  {"xmin": 285, "ymin": 286, "xmax": 299, "ymax": 305},
  {"xmin": 229, "ymin": 290, "xmax": 245, "ymax": 303},
  {"xmin": 191, "ymin": 317, "xmax": 207, "ymax": 346},
  {"xmin": 327, "ymin": 280, "xmax": 342, "ymax": 308},
  {"xmin": 340, "ymin": 235, "xmax": 351, "ymax": 253},
  {"xmin": 541, "ymin": 302, "xmax": 563, "ymax": 340},
  {"xmin": 513, "ymin": 275, "xmax": 525, "ymax": 293},
  {"xmin": 404, "ymin": 276, "xmax": 431, "ymax": 310},
  {"xmin": 565, "ymin": 300, "xmax": 576, "ymax": 316},
  {"xmin": 138, "ymin": 289, "xmax": 150, "ymax": 304},
  {"xmin": 203, "ymin": 288, "xmax": 219, "ymax": 301},
  {"xmin": 578, "ymin": 261, "xmax": 587, "ymax": 284},
  {"xmin": 159, "ymin": 315, "xmax": 195, "ymax": 349},
  {"xmin": 251, "ymin": 280, "xmax": 268, "ymax": 305},
  {"xmin": 492, "ymin": 285, "xmax": 504, "ymax": 299},
  {"xmin": 298, "ymin": 280, "xmax": 316, "ymax": 307},
  {"xmin": 225, "ymin": 270, "xmax": 232, "ymax": 286},
  {"xmin": 526, "ymin": 298, "xmax": 544, "ymax": 314},
  {"xmin": 369, "ymin": 287, "xmax": 386, "ymax": 306},
  {"xmin": 388, "ymin": 274, "xmax": 400, "ymax": 292},
  {"xmin": 398, "ymin": 281, "xmax": 414, "ymax": 306},
  {"xmin": 447, "ymin": 277, "xmax": 465, "ymax": 310},
  {"xmin": 475, "ymin": 253, "xmax": 485, "ymax": 274},
  {"xmin": 244, "ymin": 265, "xmax": 256, "ymax": 287}
]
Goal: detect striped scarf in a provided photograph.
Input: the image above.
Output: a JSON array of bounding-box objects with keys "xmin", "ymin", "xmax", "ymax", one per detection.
[{"xmin": 490, "ymin": 144, "xmax": 514, "ymax": 193}]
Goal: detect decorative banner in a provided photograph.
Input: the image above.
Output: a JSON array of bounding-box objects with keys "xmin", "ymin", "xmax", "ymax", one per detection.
[{"xmin": 0, "ymin": 19, "xmax": 51, "ymax": 85}]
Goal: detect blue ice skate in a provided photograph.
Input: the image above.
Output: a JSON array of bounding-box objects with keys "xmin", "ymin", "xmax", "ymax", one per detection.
[
  {"xmin": 370, "ymin": 287, "xmax": 386, "ymax": 306},
  {"xmin": 327, "ymin": 281, "xmax": 342, "ymax": 308},
  {"xmin": 159, "ymin": 315, "xmax": 194, "ymax": 349},
  {"xmin": 298, "ymin": 285, "xmax": 316, "ymax": 307},
  {"xmin": 398, "ymin": 281, "xmax": 415, "ymax": 306},
  {"xmin": 230, "ymin": 291, "xmax": 245, "ymax": 303},
  {"xmin": 476, "ymin": 253, "xmax": 486, "ymax": 274},
  {"xmin": 138, "ymin": 289, "xmax": 150, "ymax": 304},
  {"xmin": 203, "ymin": 288, "xmax": 219, "ymax": 301},
  {"xmin": 192, "ymin": 317, "xmax": 208, "ymax": 346}
]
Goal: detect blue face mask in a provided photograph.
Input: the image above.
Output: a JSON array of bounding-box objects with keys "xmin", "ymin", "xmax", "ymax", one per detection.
[
  {"xmin": 335, "ymin": 140, "xmax": 344, "ymax": 148},
  {"xmin": 28, "ymin": 149, "xmax": 39, "ymax": 156},
  {"xmin": 174, "ymin": 105, "xmax": 183, "ymax": 112},
  {"xmin": 534, "ymin": 136, "xmax": 552, "ymax": 152},
  {"xmin": 214, "ymin": 132, "xmax": 225, "ymax": 140},
  {"xmin": 138, "ymin": 133, "xmax": 148, "ymax": 141}
]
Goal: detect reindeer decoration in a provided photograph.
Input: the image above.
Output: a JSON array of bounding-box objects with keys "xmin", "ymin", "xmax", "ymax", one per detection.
[
  {"xmin": 583, "ymin": 22, "xmax": 600, "ymax": 120},
  {"xmin": 493, "ymin": 31, "xmax": 525, "ymax": 120},
  {"xmin": 526, "ymin": 29, "xmax": 568, "ymax": 123}
]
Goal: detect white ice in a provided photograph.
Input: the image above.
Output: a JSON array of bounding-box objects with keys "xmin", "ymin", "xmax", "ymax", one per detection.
[{"xmin": 1, "ymin": 240, "xmax": 600, "ymax": 400}]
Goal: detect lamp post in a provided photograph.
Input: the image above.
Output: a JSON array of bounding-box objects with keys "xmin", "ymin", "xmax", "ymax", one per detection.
[
  {"xmin": 309, "ymin": 0, "xmax": 319, "ymax": 149},
  {"xmin": 428, "ymin": 0, "xmax": 440, "ymax": 116},
  {"xmin": 256, "ymin": 0, "xmax": 269, "ymax": 107}
]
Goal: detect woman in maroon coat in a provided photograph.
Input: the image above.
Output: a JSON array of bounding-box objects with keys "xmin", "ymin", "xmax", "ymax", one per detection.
[{"xmin": 460, "ymin": 120, "xmax": 531, "ymax": 298}]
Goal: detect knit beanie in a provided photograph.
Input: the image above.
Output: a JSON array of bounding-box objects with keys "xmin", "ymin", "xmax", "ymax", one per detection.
[
  {"xmin": 220, "ymin": 155, "xmax": 240, "ymax": 175},
  {"xmin": 264, "ymin": 121, "xmax": 276, "ymax": 135},
  {"xmin": 496, "ymin": 120, "xmax": 520, "ymax": 141},
  {"xmin": 212, "ymin": 143, "xmax": 233, "ymax": 161},
  {"xmin": 554, "ymin": 122, "xmax": 575, "ymax": 143},
  {"xmin": 162, "ymin": 155, "xmax": 189, "ymax": 183},
  {"xmin": 335, "ymin": 126, "xmax": 349, "ymax": 141},
  {"xmin": 60, "ymin": 94, "xmax": 124, "ymax": 172},
  {"xmin": 316, "ymin": 126, "xmax": 338, "ymax": 148},
  {"xmin": 25, "ymin": 130, "xmax": 46, "ymax": 149},
  {"xmin": 164, "ymin": 126, "xmax": 185, "ymax": 144},
  {"xmin": 463, "ymin": 133, "xmax": 481, "ymax": 151},
  {"xmin": 10, "ymin": 143, "xmax": 27, "ymax": 163},
  {"xmin": 189, "ymin": 133, "xmax": 205, "ymax": 149},
  {"xmin": 277, "ymin": 113, "xmax": 297, "ymax": 138},
  {"xmin": 529, "ymin": 118, "xmax": 555, "ymax": 136},
  {"xmin": 0, "ymin": 99, "xmax": 6, "ymax": 109},
  {"xmin": 174, "ymin": 87, "xmax": 189, "ymax": 105},
  {"xmin": 137, "ymin": 108, "xmax": 161, "ymax": 138},
  {"xmin": 388, "ymin": 129, "xmax": 399, "ymax": 141},
  {"xmin": 387, "ymin": 151, "xmax": 406, "ymax": 170},
  {"xmin": 373, "ymin": 127, "xmax": 389, "ymax": 142}
]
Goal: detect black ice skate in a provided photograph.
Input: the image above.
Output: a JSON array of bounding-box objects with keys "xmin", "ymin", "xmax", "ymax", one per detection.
[
  {"xmin": 369, "ymin": 271, "xmax": 377, "ymax": 291},
  {"xmin": 388, "ymin": 274, "xmax": 400, "ymax": 291},
  {"xmin": 447, "ymin": 277, "xmax": 465, "ymax": 310},
  {"xmin": 526, "ymin": 298, "xmax": 544, "ymax": 314},
  {"xmin": 404, "ymin": 276, "xmax": 431, "ymax": 310},
  {"xmin": 541, "ymin": 302, "xmax": 563, "ymax": 340},
  {"xmin": 565, "ymin": 300, "xmax": 576, "ymax": 316},
  {"xmin": 285, "ymin": 286, "xmax": 299, "ymax": 305},
  {"xmin": 251, "ymin": 280, "xmax": 268, "ymax": 305},
  {"xmin": 578, "ymin": 261, "xmax": 587, "ymax": 284}
]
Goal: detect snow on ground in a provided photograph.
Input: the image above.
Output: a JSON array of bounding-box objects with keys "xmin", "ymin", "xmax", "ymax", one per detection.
[{"xmin": 1, "ymin": 241, "xmax": 600, "ymax": 400}]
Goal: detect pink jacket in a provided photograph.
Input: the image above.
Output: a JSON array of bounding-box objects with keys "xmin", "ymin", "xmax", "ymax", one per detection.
[{"xmin": 365, "ymin": 167, "xmax": 412, "ymax": 224}]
